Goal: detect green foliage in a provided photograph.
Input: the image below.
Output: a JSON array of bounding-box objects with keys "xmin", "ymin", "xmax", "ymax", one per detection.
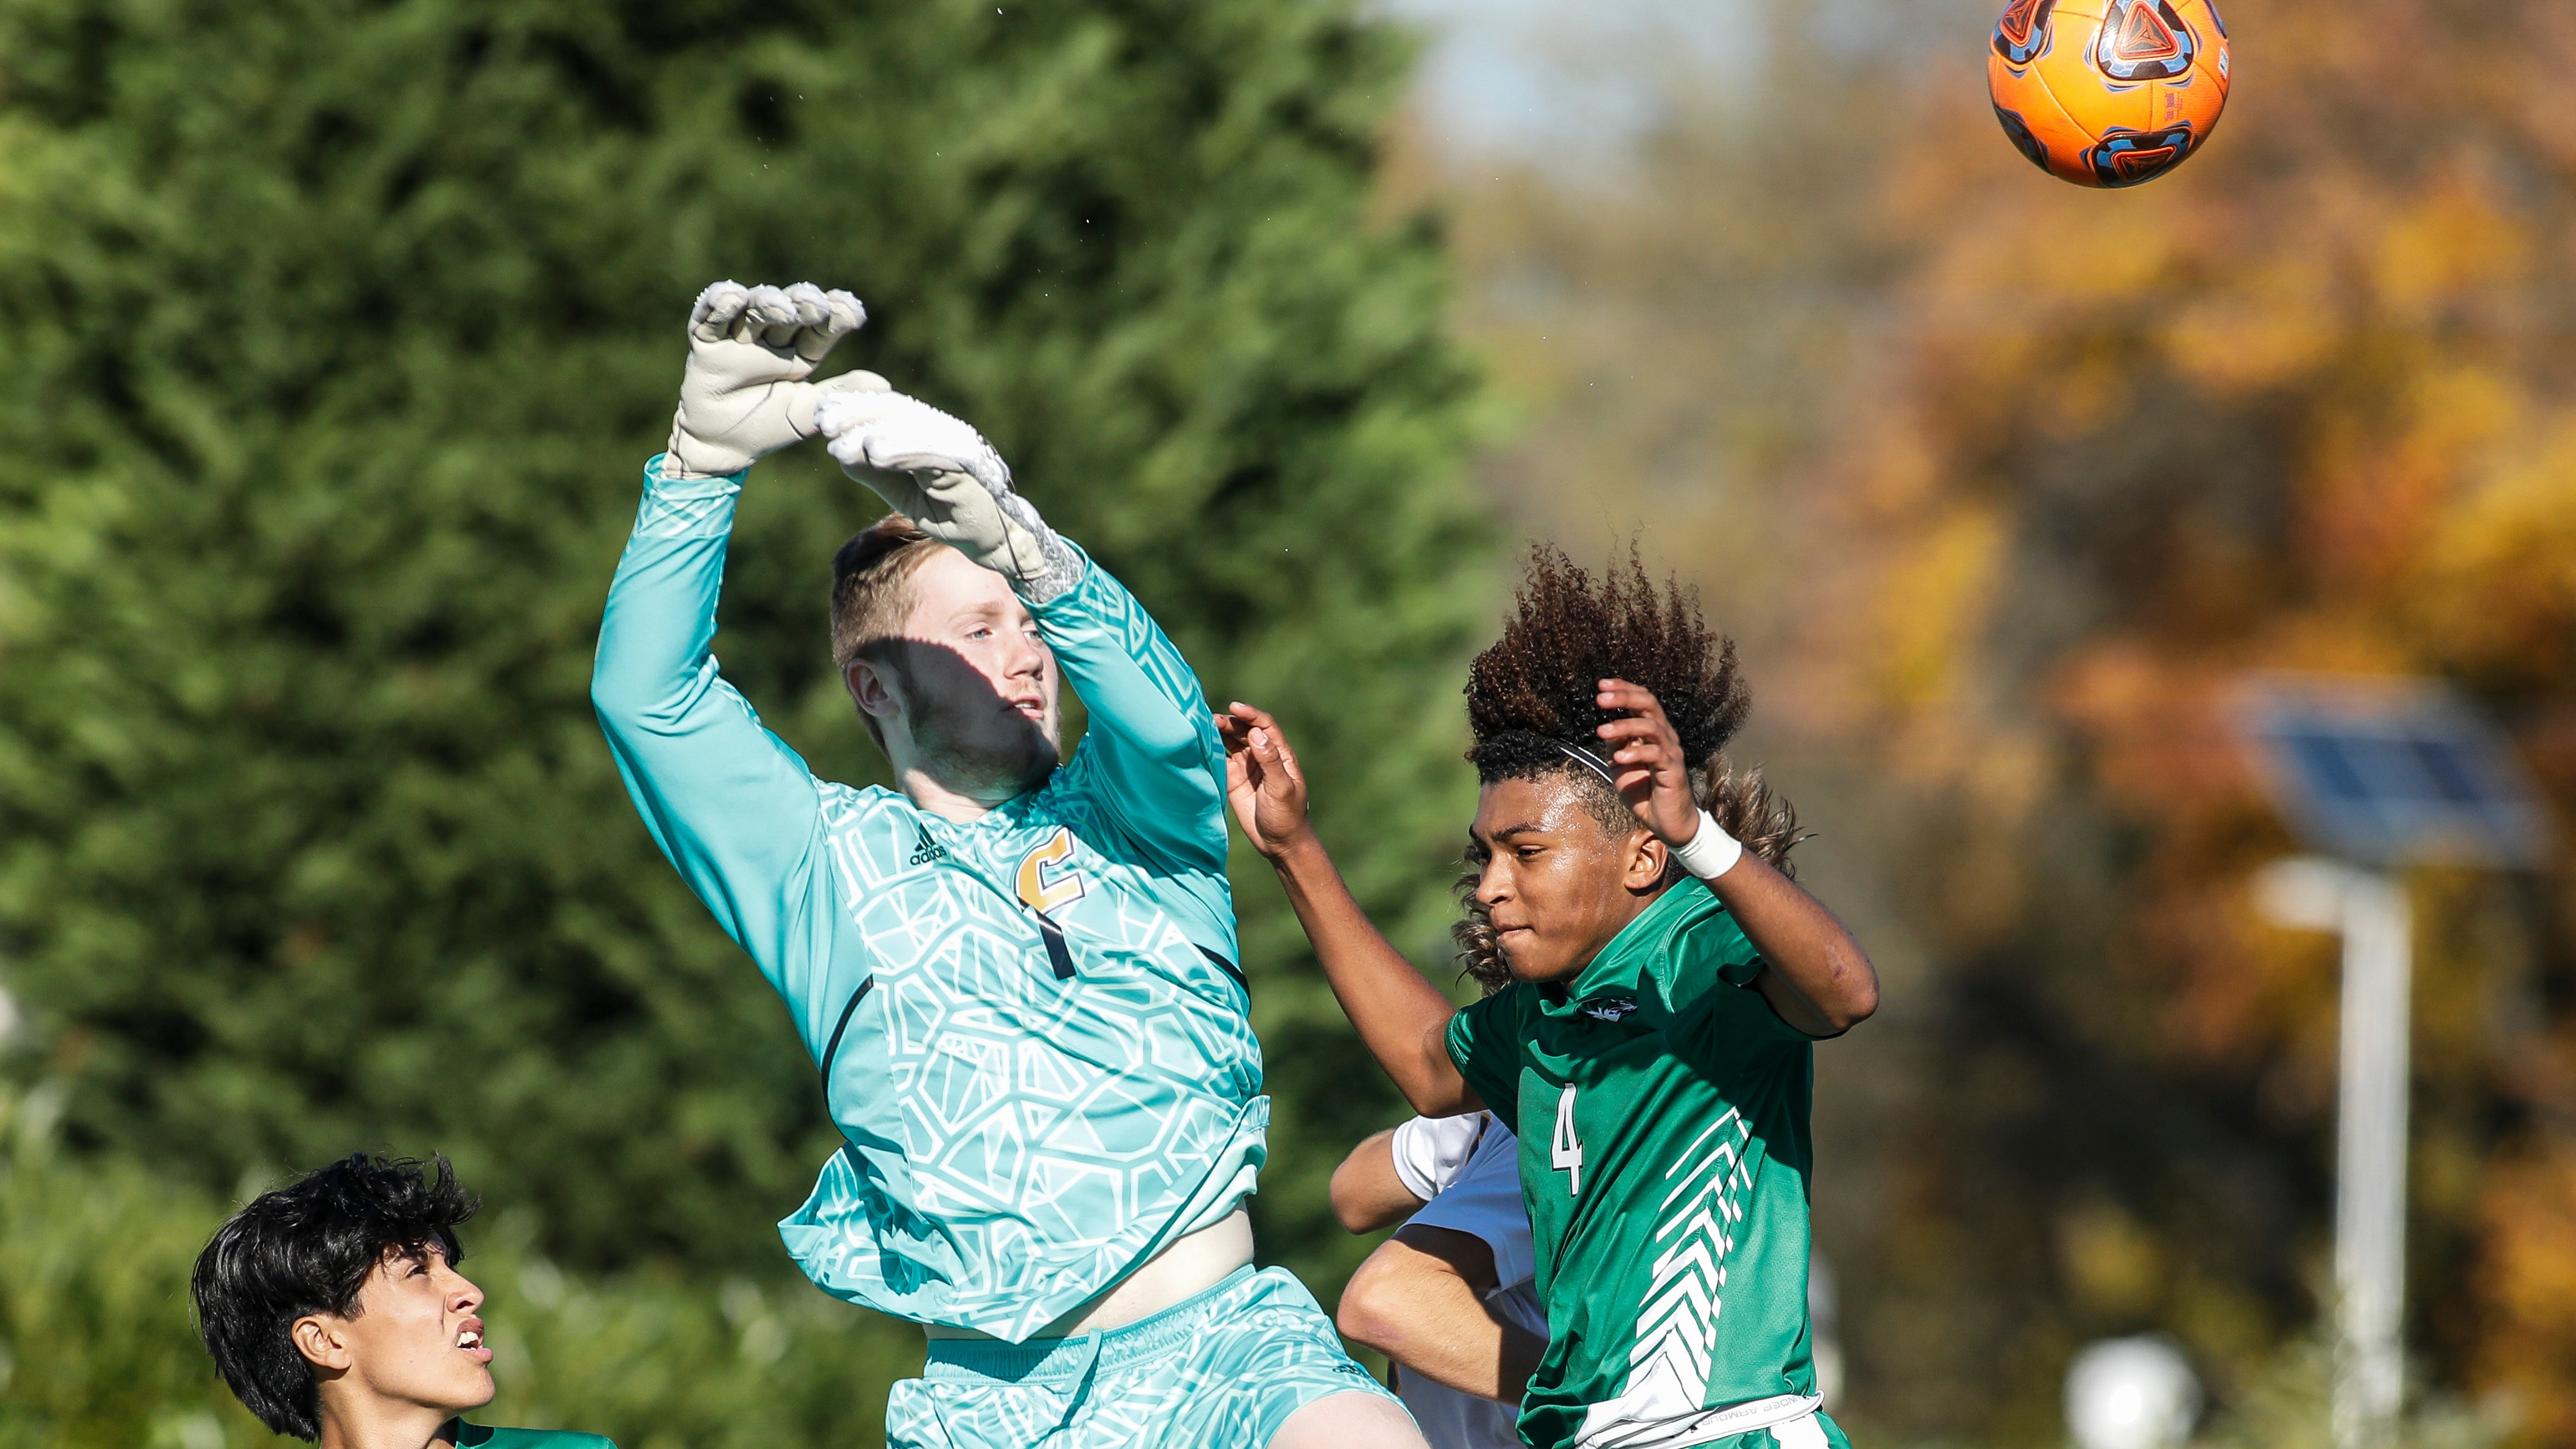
[
  {"xmin": 0, "ymin": 1086, "xmax": 237, "ymax": 1449},
  {"xmin": 0, "ymin": 0, "xmax": 1488, "ymax": 1284},
  {"xmin": 0, "ymin": 1084, "xmax": 916, "ymax": 1448},
  {"xmin": 2187, "ymin": 1337, "xmax": 2513, "ymax": 1449}
]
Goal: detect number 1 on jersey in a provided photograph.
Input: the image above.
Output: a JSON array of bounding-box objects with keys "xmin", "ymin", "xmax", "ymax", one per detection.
[{"xmin": 1551, "ymin": 1084, "xmax": 1584, "ymax": 1195}]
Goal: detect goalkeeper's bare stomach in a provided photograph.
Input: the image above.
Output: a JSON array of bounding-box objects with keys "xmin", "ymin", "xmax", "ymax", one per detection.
[{"xmin": 920, "ymin": 1205, "xmax": 1254, "ymax": 1341}]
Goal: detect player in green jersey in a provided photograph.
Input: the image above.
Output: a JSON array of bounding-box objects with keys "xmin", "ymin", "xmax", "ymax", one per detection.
[
  {"xmin": 1220, "ymin": 547, "xmax": 1879, "ymax": 1449},
  {"xmin": 193, "ymin": 1153, "xmax": 614, "ymax": 1449}
]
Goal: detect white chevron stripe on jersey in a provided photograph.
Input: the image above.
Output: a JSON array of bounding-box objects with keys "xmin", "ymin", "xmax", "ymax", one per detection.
[
  {"xmin": 1638, "ymin": 1109, "xmax": 1755, "ymax": 1399},
  {"xmin": 1575, "ymin": 1109, "xmax": 1759, "ymax": 1447}
]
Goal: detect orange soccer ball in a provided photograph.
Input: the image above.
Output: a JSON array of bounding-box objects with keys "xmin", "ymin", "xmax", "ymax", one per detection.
[{"xmin": 1987, "ymin": 0, "xmax": 2231, "ymax": 188}]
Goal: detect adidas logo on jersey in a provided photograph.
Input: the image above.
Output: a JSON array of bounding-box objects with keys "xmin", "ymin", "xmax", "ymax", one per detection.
[
  {"xmin": 907, "ymin": 824, "xmax": 947, "ymax": 866},
  {"xmin": 1581, "ymin": 995, "xmax": 1640, "ymax": 1022}
]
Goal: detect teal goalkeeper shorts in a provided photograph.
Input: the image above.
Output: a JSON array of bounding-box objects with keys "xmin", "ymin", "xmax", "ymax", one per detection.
[{"xmin": 886, "ymin": 1265, "xmax": 1402, "ymax": 1448}]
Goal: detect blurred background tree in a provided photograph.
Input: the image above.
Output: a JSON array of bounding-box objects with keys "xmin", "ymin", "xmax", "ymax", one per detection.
[
  {"xmin": 1379, "ymin": 0, "xmax": 2576, "ymax": 1441},
  {"xmin": 0, "ymin": 6, "xmax": 1498, "ymax": 1440},
  {"xmin": 1804, "ymin": 0, "xmax": 2576, "ymax": 1440},
  {"xmin": 0, "ymin": 0, "xmax": 1486, "ymax": 1297}
]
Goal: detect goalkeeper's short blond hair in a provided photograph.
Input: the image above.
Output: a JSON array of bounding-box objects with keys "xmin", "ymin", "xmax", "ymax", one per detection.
[{"xmin": 830, "ymin": 515, "xmax": 943, "ymax": 747}]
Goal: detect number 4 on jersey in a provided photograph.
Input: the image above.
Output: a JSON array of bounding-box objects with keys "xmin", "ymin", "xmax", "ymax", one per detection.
[{"xmin": 1552, "ymin": 1084, "xmax": 1584, "ymax": 1195}]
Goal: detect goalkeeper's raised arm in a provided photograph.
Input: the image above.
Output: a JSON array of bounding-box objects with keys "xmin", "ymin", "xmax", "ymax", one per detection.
[{"xmin": 590, "ymin": 281, "xmax": 879, "ymax": 1007}]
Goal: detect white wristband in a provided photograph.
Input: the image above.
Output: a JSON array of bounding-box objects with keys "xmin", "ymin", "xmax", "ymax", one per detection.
[{"xmin": 1671, "ymin": 808, "xmax": 1743, "ymax": 880}]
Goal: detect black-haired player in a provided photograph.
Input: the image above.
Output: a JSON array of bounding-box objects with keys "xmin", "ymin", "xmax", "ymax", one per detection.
[
  {"xmin": 1220, "ymin": 546, "xmax": 1878, "ymax": 1449},
  {"xmin": 192, "ymin": 1153, "xmax": 613, "ymax": 1449}
]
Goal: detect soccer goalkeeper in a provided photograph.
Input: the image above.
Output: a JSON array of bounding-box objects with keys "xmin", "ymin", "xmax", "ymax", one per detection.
[
  {"xmin": 1222, "ymin": 546, "xmax": 1878, "ymax": 1449},
  {"xmin": 590, "ymin": 282, "xmax": 1416, "ymax": 1448}
]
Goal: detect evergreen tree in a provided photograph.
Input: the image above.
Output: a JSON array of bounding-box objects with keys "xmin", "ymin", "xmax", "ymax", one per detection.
[{"xmin": 0, "ymin": 0, "xmax": 1488, "ymax": 1275}]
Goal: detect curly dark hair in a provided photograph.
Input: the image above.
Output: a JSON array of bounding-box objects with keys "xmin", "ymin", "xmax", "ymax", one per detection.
[
  {"xmin": 192, "ymin": 1153, "xmax": 480, "ymax": 1440},
  {"xmin": 1453, "ymin": 544, "xmax": 1806, "ymax": 991}
]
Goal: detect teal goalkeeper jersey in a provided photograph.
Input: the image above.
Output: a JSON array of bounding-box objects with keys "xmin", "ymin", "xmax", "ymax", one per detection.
[
  {"xmin": 592, "ymin": 458, "xmax": 1265, "ymax": 1342},
  {"xmin": 1446, "ymin": 879, "xmax": 1827, "ymax": 1449},
  {"xmin": 449, "ymin": 1423, "xmax": 614, "ymax": 1448}
]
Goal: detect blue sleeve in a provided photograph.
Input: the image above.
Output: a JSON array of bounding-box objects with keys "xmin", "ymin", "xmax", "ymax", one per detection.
[
  {"xmin": 1029, "ymin": 547, "xmax": 1228, "ymax": 878},
  {"xmin": 590, "ymin": 457, "xmax": 839, "ymax": 1029}
]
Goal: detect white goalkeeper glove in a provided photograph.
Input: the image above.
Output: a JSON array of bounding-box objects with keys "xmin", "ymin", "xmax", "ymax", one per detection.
[
  {"xmin": 817, "ymin": 389, "xmax": 1083, "ymax": 603},
  {"xmin": 664, "ymin": 281, "xmax": 885, "ymax": 479}
]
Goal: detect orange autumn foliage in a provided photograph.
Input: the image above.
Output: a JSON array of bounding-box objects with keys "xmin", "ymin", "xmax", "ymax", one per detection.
[
  {"xmin": 1402, "ymin": 0, "xmax": 2576, "ymax": 1439},
  {"xmin": 1818, "ymin": 0, "xmax": 2576, "ymax": 1438}
]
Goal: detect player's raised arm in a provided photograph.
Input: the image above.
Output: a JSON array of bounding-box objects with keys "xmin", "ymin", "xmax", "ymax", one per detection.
[
  {"xmin": 819, "ymin": 393, "xmax": 1228, "ymax": 880},
  {"xmin": 1593, "ymin": 678, "xmax": 1880, "ymax": 1036},
  {"xmin": 1221, "ymin": 702, "xmax": 1478, "ymax": 1116},
  {"xmin": 592, "ymin": 282, "xmax": 879, "ymax": 996}
]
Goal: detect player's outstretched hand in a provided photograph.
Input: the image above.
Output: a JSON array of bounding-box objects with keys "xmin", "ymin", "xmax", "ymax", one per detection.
[
  {"xmin": 816, "ymin": 388, "xmax": 1081, "ymax": 603},
  {"xmin": 665, "ymin": 281, "xmax": 884, "ymax": 479},
  {"xmin": 818, "ymin": 388, "xmax": 1012, "ymax": 493},
  {"xmin": 1594, "ymin": 679, "xmax": 1704, "ymax": 852},
  {"xmin": 1217, "ymin": 702, "xmax": 1314, "ymax": 861}
]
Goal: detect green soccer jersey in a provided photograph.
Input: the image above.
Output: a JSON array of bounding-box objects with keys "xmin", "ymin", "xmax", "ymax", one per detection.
[
  {"xmin": 1446, "ymin": 878, "xmax": 1832, "ymax": 1449},
  {"xmin": 447, "ymin": 1422, "xmax": 616, "ymax": 1449}
]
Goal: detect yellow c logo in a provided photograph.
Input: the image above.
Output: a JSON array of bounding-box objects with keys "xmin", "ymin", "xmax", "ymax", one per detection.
[{"xmin": 1015, "ymin": 827, "xmax": 1086, "ymax": 918}]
